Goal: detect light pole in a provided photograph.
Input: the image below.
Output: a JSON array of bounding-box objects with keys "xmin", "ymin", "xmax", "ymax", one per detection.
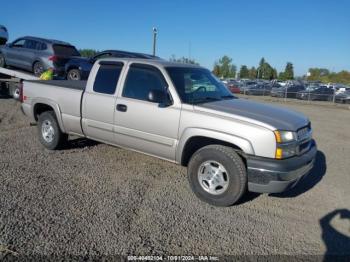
[{"xmin": 152, "ymin": 27, "xmax": 157, "ymax": 56}]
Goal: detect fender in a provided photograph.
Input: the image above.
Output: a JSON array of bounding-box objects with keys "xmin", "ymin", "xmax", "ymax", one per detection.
[
  {"xmin": 31, "ymin": 97, "xmax": 66, "ymax": 133},
  {"xmin": 176, "ymin": 127, "xmax": 255, "ymax": 163}
]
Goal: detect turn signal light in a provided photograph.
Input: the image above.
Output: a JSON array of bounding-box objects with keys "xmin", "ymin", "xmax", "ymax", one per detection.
[{"xmin": 275, "ymin": 148, "xmax": 283, "ymax": 159}]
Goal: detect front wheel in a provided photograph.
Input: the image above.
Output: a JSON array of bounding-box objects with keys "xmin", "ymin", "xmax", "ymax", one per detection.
[
  {"xmin": 67, "ymin": 69, "xmax": 81, "ymax": 80},
  {"xmin": 37, "ymin": 111, "xmax": 68, "ymax": 150},
  {"xmin": 187, "ymin": 145, "xmax": 247, "ymax": 206}
]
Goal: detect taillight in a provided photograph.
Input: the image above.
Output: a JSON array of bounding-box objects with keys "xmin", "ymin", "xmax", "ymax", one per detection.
[
  {"xmin": 48, "ymin": 55, "xmax": 58, "ymax": 62},
  {"xmin": 19, "ymin": 82, "xmax": 24, "ymax": 103}
]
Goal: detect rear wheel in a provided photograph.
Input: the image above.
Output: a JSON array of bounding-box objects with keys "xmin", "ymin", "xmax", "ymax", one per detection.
[
  {"xmin": 9, "ymin": 84, "xmax": 20, "ymax": 100},
  {"xmin": 33, "ymin": 61, "xmax": 44, "ymax": 77},
  {"xmin": 187, "ymin": 145, "xmax": 247, "ymax": 206},
  {"xmin": 67, "ymin": 69, "xmax": 81, "ymax": 80},
  {"xmin": 37, "ymin": 111, "xmax": 68, "ymax": 150},
  {"xmin": 0, "ymin": 53, "xmax": 6, "ymax": 68}
]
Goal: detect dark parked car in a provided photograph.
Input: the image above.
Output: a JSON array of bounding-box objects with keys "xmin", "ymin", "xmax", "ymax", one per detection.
[
  {"xmin": 65, "ymin": 50, "xmax": 159, "ymax": 80},
  {"xmin": 245, "ymin": 82, "xmax": 272, "ymax": 95},
  {"xmin": 240, "ymin": 81, "xmax": 257, "ymax": 94},
  {"xmin": 0, "ymin": 36, "xmax": 80, "ymax": 77},
  {"xmin": 271, "ymin": 85, "xmax": 305, "ymax": 98},
  {"xmin": 335, "ymin": 91, "xmax": 350, "ymax": 104},
  {"xmin": 296, "ymin": 87, "xmax": 334, "ymax": 101}
]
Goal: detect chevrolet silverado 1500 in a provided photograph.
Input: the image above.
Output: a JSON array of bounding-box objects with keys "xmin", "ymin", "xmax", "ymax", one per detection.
[{"xmin": 21, "ymin": 58, "xmax": 317, "ymax": 206}]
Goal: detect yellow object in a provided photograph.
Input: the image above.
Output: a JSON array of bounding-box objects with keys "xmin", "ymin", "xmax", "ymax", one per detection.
[
  {"xmin": 274, "ymin": 130, "xmax": 282, "ymax": 143},
  {"xmin": 275, "ymin": 148, "xmax": 283, "ymax": 159},
  {"xmin": 40, "ymin": 69, "xmax": 54, "ymax": 80}
]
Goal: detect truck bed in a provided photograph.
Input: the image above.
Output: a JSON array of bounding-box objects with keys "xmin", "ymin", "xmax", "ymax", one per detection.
[
  {"xmin": 22, "ymin": 80, "xmax": 85, "ymax": 136},
  {"xmin": 25, "ymin": 80, "xmax": 86, "ymax": 90}
]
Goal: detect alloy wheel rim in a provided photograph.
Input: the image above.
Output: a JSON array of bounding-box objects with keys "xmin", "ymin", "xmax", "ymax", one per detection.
[
  {"xmin": 34, "ymin": 64, "xmax": 43, "ymax": 76},
  {"xmin": 41, "ymin": 120, "xmax": 55, "ymax": 143},
  {"xmin": 197, "ymin": 160, "xmax": 229, "ymax": 195},
  {"xmin": 69, "ymin": 71, "xmax": 79, "ymax": 80}
]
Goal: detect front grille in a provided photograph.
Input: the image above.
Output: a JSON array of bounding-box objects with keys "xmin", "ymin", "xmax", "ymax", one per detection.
[
  {"xmin": 296, "ymin": 124, "xmax": 312, "ymax": 155},
  {"xmin": 297, "ymin": 124, "xmax": 311, "ymax": 141}
]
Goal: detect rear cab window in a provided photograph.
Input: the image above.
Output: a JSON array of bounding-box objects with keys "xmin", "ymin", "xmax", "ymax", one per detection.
[
  {"xmin": 53, "ymin": 44, "xmax": 80, "ymax": 57},
  {"xmin": 93, "ymin": 62, "xmax": 124, "ymax": 95}
]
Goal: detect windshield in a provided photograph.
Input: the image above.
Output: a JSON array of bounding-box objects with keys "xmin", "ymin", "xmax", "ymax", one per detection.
[{"xmin": 166, "ymin": 67, "xmax": 235, "ymax": 104}]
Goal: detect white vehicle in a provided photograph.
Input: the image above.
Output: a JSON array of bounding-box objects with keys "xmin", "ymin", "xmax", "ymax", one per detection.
[
  {"xmin": 20, "ymin": 58, "xmax": 317, "ymax": 206},
  {"xmin": 0, "ymin": 25, "xmax": 8, "ymax": 45}
]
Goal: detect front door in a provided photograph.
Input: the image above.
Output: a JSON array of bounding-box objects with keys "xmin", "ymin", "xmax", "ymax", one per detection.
[{"xmin": 114, "ymin": 63, "xmax": 181, "ymax": 161}]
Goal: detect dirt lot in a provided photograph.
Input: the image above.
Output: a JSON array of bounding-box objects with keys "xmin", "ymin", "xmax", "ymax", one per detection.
[{"xmin": 0, "ymin": 97, "xmax": 349, "ymax": 258}]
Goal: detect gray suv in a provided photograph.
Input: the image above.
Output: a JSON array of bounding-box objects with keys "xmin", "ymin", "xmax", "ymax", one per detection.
[{"xmin": 0, "ymin": 36, "xmax": 80, "ymax": 77}]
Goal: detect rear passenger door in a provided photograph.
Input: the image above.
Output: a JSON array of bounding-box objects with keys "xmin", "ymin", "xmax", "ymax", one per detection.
[
  {"xmin": 114, "ymin": 63, "xmax": 181, "ymax": 161},
  {"xmin": 21, "ymin": 39, "xmax": 38, "ymax": 70},
  {"xmin": 82, "ymin": 61, "xmax": 124, "ymax": 144}
]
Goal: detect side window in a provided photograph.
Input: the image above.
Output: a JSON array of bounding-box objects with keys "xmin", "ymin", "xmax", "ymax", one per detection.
[
  {"xmin": 12, "ymin": 39, "xmax": 25, "ymax": 48},
  {"xmin": 122, "ymin": 64, "xmax": 167, "ymax": 101},
  {"xmin": 24, "ymin": 40, "xmax": 37, "ymax": 49},
  {"xmin": 93, "ymin": 63, "xmax": 123, "ymax": 95},
  {"xmin": 36, "ymin": 42, "xmax": 47, "ymax": 50}
]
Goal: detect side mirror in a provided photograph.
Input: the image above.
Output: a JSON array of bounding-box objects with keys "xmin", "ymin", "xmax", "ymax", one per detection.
[
  {"xmin": 148, "ymin": 89, "xmax": 172, "ymax": 107},
  {"xmin": 148, "ymin": 89, "xmax": 166, "ymax": 103}
]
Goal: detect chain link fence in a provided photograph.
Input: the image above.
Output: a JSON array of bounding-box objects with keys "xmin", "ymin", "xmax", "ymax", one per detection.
[{"xmin": 237, "ymin": 87, "xmax": 350, "ymax": 105}]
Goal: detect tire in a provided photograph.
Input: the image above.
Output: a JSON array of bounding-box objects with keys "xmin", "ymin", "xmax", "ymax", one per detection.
[
  {"xmin": 9, "ymin": 84, "xmax": 20, "ymax": 100},
  {"xmin": 0, "ymin": 53, "xmax": 6, "ymax": 68},
  {"xmin": 187, "ymin": 145, "xmax": 247, "ymax": 206},
  {"xmin": 67, "ymin": 69, "xmax": 81, "ymax": 81},
  {"xmin": 33, "ymin": 61, "xmax": 44, "ymax": 77},
  {"xmin": 37, "ymin": 111, "xmax": 68, "ymax": 150}
]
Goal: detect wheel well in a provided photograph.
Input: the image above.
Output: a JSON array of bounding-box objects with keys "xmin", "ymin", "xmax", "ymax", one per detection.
[
  {"xmin": 181, "ymin": 136, "xmax": 246, "ymax": 167},
  {"xmin": 67, "ymin": 66, "xmax": 79, "ymax": 71},
  {"xmin": 33, "ymin": 103, "xmax": 54, "ymax": 121}
]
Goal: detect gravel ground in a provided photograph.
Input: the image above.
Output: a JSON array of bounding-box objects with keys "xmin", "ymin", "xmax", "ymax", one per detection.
[{"xmin": 0, "ymin": 97, "xmax": 349, "ymax": 258}]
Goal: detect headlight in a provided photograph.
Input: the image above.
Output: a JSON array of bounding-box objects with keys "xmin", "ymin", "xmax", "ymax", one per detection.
[
  {"xmin": 274, "ymin": 130, "xmax": 297, "ymax": 143},
  {"xmin": 274, "ymin": 130, "xmax": 298, "ymax": 159}
]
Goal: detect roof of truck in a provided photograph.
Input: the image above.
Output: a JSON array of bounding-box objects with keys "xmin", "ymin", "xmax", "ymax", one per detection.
[{"xmin": 97, "ymin": 57, "xmax": 203, "ymax": 69}]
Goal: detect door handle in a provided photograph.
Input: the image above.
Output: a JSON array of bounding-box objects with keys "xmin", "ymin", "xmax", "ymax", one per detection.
[{"xmin": 116, "ymin": 104, "xmax": 127, "ymax": 112}]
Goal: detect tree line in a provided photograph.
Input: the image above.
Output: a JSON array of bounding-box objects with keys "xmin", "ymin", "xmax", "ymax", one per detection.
[
  {"xmin": 212, "ymin": 55, "xmax": 294, "ymax": 80},
  {"xmin": 307, "ymin": 68, "xmax": 350, "ymax": 85}
]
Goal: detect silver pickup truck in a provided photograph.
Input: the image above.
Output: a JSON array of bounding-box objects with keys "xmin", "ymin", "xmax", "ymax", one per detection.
[{"xmin": 20, "ymin": 58, "xmax": 317, "ymax": 206}]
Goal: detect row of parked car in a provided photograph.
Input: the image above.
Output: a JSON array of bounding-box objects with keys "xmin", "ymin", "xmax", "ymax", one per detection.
[
  {"xmin": 0, "ymin": 34, "xmax": 158, "ymax": 80},
  {"xmin": 224, "ymin": 79, "xmax": 350, "ymax": 104}
]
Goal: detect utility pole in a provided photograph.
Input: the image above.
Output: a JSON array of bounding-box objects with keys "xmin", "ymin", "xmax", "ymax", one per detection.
[{"xmin": 152, "ymin": 27, "xmax": 157, "ymax": 56}]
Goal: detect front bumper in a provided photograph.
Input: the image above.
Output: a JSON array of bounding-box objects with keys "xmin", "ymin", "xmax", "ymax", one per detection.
[{"xmin": 247, "ymin": 140, "xmax": 317, "ymax": 193}]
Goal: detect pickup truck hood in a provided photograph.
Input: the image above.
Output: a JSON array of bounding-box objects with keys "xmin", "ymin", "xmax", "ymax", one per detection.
[{"xmin": 194, "ymin": 98, "xmax": 309, "ymax": 131}]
